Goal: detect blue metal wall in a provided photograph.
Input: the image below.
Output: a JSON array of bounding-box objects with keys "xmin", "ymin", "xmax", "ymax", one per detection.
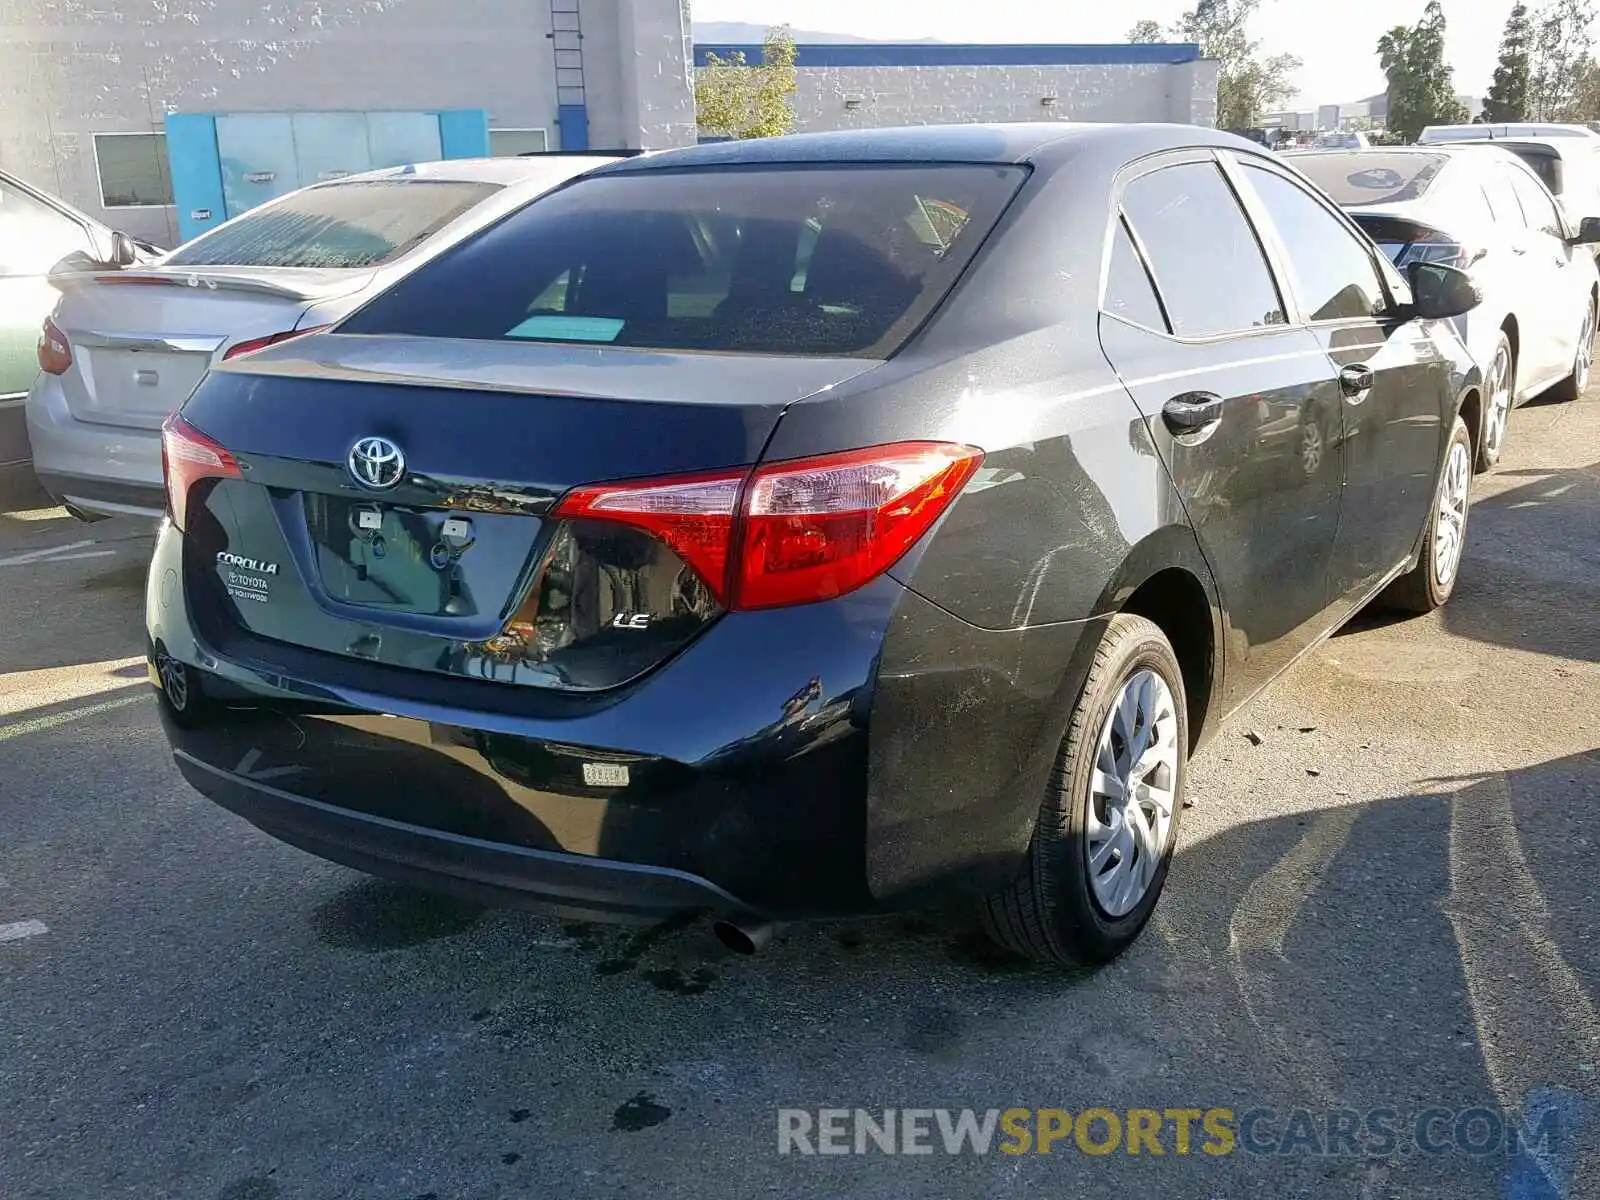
[{"xmin": 164, "ymin": 108, "xmax": 489, "ymax": 244}]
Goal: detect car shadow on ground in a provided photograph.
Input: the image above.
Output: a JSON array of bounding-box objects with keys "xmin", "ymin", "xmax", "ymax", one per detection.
[{"xmin": 200, "ymin": 746, "xmax": 1596, "ymax": 1196}]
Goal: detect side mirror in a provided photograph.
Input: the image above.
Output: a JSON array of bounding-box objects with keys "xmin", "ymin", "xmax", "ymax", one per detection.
[
  {"xmin": 109, "ymin": 231, "xmax": 138, "ymax": 267},
  {"xmin": 1569, "ymin": 216, "xmax": 1600, "ymax": 245},
  {"xmin": 1407, "ymin": 261, "xmax": 1482, "ymax": 320}
]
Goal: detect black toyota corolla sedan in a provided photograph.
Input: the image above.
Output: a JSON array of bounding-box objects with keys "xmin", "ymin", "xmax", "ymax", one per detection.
[{"xmin": 147, "ymin": 124, "xmax": 1485, "ymax": 965}]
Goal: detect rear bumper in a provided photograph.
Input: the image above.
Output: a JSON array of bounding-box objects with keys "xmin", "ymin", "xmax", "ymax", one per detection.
[
  {"xmin": 147, "ymin": 516, "xmax": 1093, "ymax": 920},
  {"xmin": 25, "ymin": 374, "xmax": 164, "ymax": 517},
  {"xmin": 173, "ymin": 747, "xmax": 762, "ymax": 923}
]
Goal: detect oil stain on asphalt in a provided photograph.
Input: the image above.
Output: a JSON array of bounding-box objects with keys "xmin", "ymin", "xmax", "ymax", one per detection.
[{"xmin": 612, "ymin": 1092, "xmax": 672, "ymax": 1131}]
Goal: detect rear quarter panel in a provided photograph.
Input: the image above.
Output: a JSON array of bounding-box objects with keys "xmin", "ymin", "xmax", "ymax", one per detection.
[{"xmin": 760, "ymin": 146, "xmax": 1221, "ymax": 903}]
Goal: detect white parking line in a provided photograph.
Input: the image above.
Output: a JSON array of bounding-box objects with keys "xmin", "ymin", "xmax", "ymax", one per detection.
[
  {"xmin": 0, "ymin": 694, "xmax": 148, "ymax": 742},
  {"xmin": 0, "ymin": 540, "xmax": 116, "ymax": 568},
  {"xmin": 0, "ymin": 920, "xmax": 48, "ymax": 944}
]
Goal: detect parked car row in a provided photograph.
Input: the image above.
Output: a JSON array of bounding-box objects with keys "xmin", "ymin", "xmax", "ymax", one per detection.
[
  {"xmin": 1284, "ymin": 142, "xmax": 1599, "ymax": 469},
  {"xmin": 23, "ymin": 155, "xmax": 615, "ymax": 519},
  {"xmin": 6, "ymin": 121, "xmax": 1590, "ymax": 965}
]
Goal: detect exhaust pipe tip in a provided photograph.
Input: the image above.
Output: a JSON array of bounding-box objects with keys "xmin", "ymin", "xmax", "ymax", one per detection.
[
  {"xmin": 63, "ymin": 502, "xmax": 108, "ymax": 524},
  {"xmin": 712, "ymin": 918, "xmax": 774, "ymax": 955}
]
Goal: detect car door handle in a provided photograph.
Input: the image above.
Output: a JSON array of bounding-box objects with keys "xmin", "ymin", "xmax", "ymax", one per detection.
[
  {"xmin": 1339, "ymin": 364, "xmax": 1375, "ymax": 399},
  {"xmin": 1161, "ymin": 392, "xmax": 1225, "ymax": 436}
]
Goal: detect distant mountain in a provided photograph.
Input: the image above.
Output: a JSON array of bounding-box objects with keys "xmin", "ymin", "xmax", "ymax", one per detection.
[{"xmin": 692, "ymin": 21, "xmax": 941, "ymax": 44}]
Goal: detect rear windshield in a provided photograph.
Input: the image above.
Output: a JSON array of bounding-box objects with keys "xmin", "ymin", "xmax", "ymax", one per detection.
[
  {"xmin": 1291, "ymin": 153, "xmax": 1450, "ymax": 206},
  {"xmin": 165, "ymin": 179, "xmax": 499, "ymax": 269},
  {"xmin": 1502, "ymin": 147, "xmax": 1562, "ymax": 192},
  {"xmin": 339, "ymin": 164, "xmax": 1027, "ymax": 357}
]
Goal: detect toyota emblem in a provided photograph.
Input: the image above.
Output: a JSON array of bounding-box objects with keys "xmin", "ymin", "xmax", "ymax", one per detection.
[{"xmin": 347, "ymin": 436, "xmax": 406, "ymax": 490}]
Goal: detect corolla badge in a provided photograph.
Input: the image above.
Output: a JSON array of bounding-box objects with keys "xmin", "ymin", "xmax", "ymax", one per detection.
[{"xmin": 348, "ymin": 435, "xmax": 406, "ymax": 491}]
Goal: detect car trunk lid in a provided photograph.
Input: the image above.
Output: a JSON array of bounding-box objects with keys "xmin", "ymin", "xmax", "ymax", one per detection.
[
  {"xmin": 47, "ymin": 266, "xmax": 373, "ymax": 430},
  {"xmin": 177, "ymin": 334, "xmax": 877, "ymax": 692}
]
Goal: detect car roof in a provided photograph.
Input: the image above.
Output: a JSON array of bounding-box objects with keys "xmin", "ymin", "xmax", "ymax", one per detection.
[
  {"xmin": 1286, "ymin": 144, "xmax": 1494, "ymax": 157},
  {"xmin": 1449, "ymin": 136, "xmax": 1589, "ymax": 156},
  {"xmin": 590, "ymin": 122, "xmax": 1269, "ymax": 175},
  {"xmin": 1423, "ymin": 122, "xmax": 1600, "ymax": 140}
]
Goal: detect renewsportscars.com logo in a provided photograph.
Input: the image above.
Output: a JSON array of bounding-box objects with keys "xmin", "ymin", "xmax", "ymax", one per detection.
[{"xmin": 777, "ymin": 1105, "xmax": 1570, "ymax": 1158}]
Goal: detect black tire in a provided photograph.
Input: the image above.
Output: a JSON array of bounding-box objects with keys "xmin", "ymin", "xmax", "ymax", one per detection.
[
  {"xmin": 1548, "ymin": 295, "xmax": 1595, "ymax": 403},
  {"xmin": 153, "ymin": 647, "xmax": 212, "ymax": 729},
  {"xmin": 981, "ymin": 613, "xmax": 1188, "ymax": 966},
  {"xmin": 1380, "ymin": 414, "xmax": 1472, "ymax": 615},
  {"xmin": 1475, "ymin": 332, "xmax": 1513, "ymax": 473}
]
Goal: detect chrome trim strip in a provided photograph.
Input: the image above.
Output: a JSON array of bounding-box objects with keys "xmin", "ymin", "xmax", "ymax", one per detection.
[{"xmin": 72, "ymin": 331, "xmax": 226, "ymax": 354}]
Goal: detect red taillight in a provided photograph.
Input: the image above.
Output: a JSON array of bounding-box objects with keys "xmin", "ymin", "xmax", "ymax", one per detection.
[
  {"xmin": 222, "ymin": 324, "xmax": 329, "ymax": 360},
  {"xmin": 553, "ymin": 441, "xmax": 983, "ymax": 611},
  {"xmin": 38, "ymin": 317, "xmax": 72, "ymax": 375},
  {"xmin": 161, "ymin": 413, "xmax": 240, "ymax": 530},
  {"xmin": 736, "ymin": 443, "xmax": 983, "ymax": 609},
  {"xmin": 555, "ymin": 470, "xmax": 743, "ymax": 604}
]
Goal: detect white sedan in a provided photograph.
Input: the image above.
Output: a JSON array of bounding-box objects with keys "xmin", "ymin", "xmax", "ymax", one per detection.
[
  {"xmin": 1286, "ymin": 144, "xmax": 1600, "ymax": 470},
  {"xmin": 27, "ymin": 154, "xmax": 615, "ymax": 520}
]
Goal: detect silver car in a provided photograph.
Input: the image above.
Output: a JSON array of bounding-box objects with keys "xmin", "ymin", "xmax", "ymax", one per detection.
[{"xmin": 27, "ymin": 155, "xmax": 614, "ymax": 520}]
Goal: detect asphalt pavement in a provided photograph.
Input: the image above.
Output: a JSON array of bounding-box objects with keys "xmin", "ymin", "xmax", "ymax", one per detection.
[{"xmin": 0, "ymin": 389, "xmax": 1596, "ymax": 1200}]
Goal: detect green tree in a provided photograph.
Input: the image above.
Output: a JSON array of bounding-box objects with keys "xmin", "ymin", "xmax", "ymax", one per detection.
[
  {"xmin": 1127, "ymin": 0, "xmax": 1301, "ymax": 127},
  {"xmin": 1528, "ymin": 0, "xmax": 1595, "ymax": 119},
  {"xmin": 1379, "ymin": 2, "xmax": 1468, "ymax": 142},
  {"xmin": 696, "ymin": 26, "xmax": 799, "ymax": 139},
  {"xmin": 1484, "ymin": 4, "xmax": 1533, "ymax": 120}
]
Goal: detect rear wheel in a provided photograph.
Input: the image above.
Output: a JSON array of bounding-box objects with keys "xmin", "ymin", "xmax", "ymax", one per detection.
[
  {"xmin": 153, "ymin": 646, "xmax": 212, "ymax": 729},
  {"xmin": 1380, "ymin": 415, "xmax": 1472, "ymax": 615},
  {"xmin": 1477, "ymin": 333, "xmax": 1513, "ymax": 472},
  {"xmin": 982, "ymin": 614, "xmax": 1187, "ymax": 966},
  {"xmin": 1549, "ymin": 297, "xmax": 1595, "ymax": 403}
]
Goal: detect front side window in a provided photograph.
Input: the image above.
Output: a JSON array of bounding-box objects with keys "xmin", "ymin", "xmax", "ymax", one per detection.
[
  {"xmin": 1120, "ymin": 161, "xmax": 1286, "ymax": 337},
  {"xmin": 0, "ymin": 180, "xmax": 93, "ymax": 276},
  {"xmin": 342, "ymin": 164, "xmax": 1028, "ymax": 358},
  {"xmin": 1243, "ymin": 164, "xmax": 1387, "ymax": 322},
  {"xmin": 165, "ymin": 179, "xmax": 499, "ymax": 269},
  {"xmin": 93, "ymin": 133, "xmax": 174, "ymax": 208}
]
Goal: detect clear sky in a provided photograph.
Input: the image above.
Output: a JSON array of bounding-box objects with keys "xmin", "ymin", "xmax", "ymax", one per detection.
[{"xmin": 691, "ymin": 0, "xmax": 1512, "ymax": 112}]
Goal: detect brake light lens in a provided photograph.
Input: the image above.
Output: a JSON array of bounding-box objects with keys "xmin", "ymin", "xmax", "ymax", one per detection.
[
  {"xmin": 38, "ymin": 317, "xmax": 71, "ymax": 375},
  {"xmin": 161, "ymin": 413, "xmax": 240, "ymax": 530},
  {"xmin": 554, "ymin": 441, "xmax": 983, "ymax": 610},
  {"xmin": 222, "ymin": 324, "xmax": 329, "ymax": 360}
]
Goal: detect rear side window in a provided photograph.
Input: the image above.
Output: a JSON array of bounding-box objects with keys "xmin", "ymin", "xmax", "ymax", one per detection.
[
  {"xmin": 1102, "ymin": 218, "xmax": 1168, "ymax": 331},
  {"xmin": 1508, "ymin": 148, "xmax": 1562, "ymax": 194},
  {"xmin": 1243, "ymin": 165, "xmax": 1386, "ymax": 321},
  {"xmin": 341, "ymin": 164, "xmax": 1027, "ymax": 357},
  {"xmin": 165, "ymin": 179, "xmax": 499, "ymax": 269},
  {"xmin": 1120, "ymin": 162, "xmax": 1285, "ymax": 337}
]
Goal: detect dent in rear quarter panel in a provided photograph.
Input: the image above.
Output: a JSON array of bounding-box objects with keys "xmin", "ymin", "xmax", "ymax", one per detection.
[{"xmin": 765, "ymin": 324, "xmax": 1211, "ymax": 904}]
